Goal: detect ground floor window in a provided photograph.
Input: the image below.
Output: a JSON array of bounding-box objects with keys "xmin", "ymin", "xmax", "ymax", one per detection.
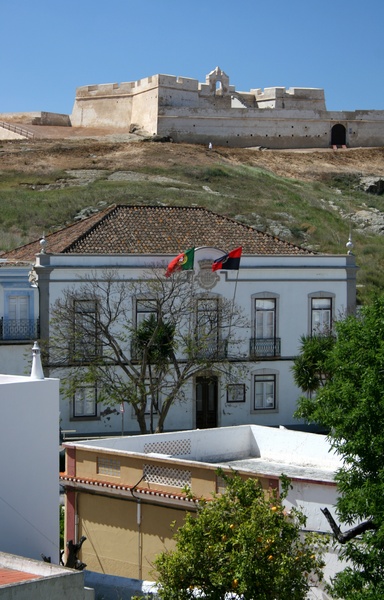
[
  {"xmin": 73, "ymin": 386, "xmax": 97, "ymax": 418},
  {"xmin": 254, "ymin": 374, "xmax": 276, "ymax": 410}
]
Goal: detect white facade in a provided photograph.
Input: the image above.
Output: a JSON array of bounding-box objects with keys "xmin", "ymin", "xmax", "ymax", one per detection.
[
  {"xmin": 0, "ymin": 372, "xmax": 60, "ymax": 563},
  {"xmin": 0, "ymin": 265, "xmax": 39, "ymax": 376},
  {"xmin": 35, "ymin": 248, "xmax": 356, "ymax": 437}
]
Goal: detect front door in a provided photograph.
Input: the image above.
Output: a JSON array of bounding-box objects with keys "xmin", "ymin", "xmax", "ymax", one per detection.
[{"xmin": 196, "ymin": 376, "xmax": 218, "ymax": 429}]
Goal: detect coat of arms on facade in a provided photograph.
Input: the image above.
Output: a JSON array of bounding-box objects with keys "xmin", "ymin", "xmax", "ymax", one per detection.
[{"xmin": 196, "ymin": 260, "xmax": 220, "ymax": 289}]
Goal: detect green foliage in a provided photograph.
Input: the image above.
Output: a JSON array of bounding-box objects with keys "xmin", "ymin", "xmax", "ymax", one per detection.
[
  {"xmin": 2, "ymin": 158, "xmax": 384, "ymax": 301},
  {"xmin": 292, "ymin": 334, "xmax": 335, "ymax": 394},
  {"xmin": 295, "ymin": 296, "xmax": 384, "ymax": 598},
  {"xmin": 155, "ymin": 472, "xmax": 324, "ymax": 600},
  {"xmin": 133, "ymin": 314, "xmax": 176, "ymax": 365}
]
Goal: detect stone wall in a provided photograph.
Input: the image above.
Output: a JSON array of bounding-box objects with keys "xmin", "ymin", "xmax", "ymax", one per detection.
[
  {"xmin": 69, "ymin": 68, "xmax": 384, "ymax": 148},
  {"xmin": 31, "ymin": 111, "xmax": 71, "ymax": 126}
]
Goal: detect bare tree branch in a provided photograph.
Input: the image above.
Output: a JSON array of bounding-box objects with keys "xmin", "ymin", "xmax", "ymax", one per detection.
[{"xmin": 48, "ymin": 267, "xmax": 248, "ymax": 433}]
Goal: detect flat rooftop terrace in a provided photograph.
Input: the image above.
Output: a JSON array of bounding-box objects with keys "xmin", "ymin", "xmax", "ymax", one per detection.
[{"xmin": 65, "ymin": 424, "xmax": 341, "ymax": 484}]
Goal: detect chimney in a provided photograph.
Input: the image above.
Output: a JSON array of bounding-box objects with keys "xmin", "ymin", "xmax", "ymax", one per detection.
[{"xmin": 30, "ymin": 341, "xmax": 44, "ymax": 380}]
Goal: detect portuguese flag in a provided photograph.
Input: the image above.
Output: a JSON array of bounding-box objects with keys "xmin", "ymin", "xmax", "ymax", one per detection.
[
  {"xmin": 165, "ymin": 248, "xmax": 195, "ymax": 278},
  {"xmin": 212, "ymin": 247, "xmax": 242, "ymax": 271}
]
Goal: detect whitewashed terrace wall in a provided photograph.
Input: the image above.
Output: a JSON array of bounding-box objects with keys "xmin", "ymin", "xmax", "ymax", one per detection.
[{"xmin": 0, "ymin": 375, "xmax": 60, "ymax": 563}]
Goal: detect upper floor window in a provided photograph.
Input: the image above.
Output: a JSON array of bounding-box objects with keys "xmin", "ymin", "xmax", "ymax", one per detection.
[
  {"xmin": 196, "ymin": 297, "xmax": 220, "ymax": 357},
  {"xmin": 73, "ymin": 299, "xmax": 100, "ymax": 360},
  {"xmin": 1, "ymin": 291, "xmax": 37, "ymax": 340},
  {"xmin": 73, "ymin": 386, "xmax": 97, "ymax": 418},
  {"xmin": 255, "ymin": 298, "xmax": 276, "ymax": 338},
  {"xmin": 251, "ymin": 294, "xmax": 280, "ymax": 358},
  {"xmin": 311, "ymin": 297, "xmax": 332, "ymax": 334},
  {"xmin": 136, "ymin": 299, "xmax": 158, "ymax": 326}
]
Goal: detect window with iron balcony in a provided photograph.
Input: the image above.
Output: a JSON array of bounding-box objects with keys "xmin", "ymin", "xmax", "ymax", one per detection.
[
  {"xmin": 250, "ymin": 296, "xmax": 281, "ymax": 359},
  {"xmin": 196, "ymin": 297, "xmax": 227, "ymax": 359},
  {"xmin": 72, "ymin": 298, "xmax": 101, "ymax": 362}
]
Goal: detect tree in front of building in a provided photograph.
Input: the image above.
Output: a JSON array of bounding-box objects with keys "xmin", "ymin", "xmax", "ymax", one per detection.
[
  {"xmin": 48, "ymin": 269, "xmax": 247, "ymax": 434},
  {"xmin": 294, "ymin": 296, "xmax": 384, "ymax": 599},
  {"xmin": 155, "ymin": 472, "xmax": 325, "ymax": 600}
]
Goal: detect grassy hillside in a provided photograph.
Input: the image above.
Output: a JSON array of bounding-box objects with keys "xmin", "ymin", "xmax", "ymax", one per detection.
[{"xmin": 1, "ymin": 139, "xmax": 384, "ymax": 303}]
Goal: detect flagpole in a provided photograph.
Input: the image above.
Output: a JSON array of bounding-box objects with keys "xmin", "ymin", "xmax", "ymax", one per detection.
[
  {"xmin": 188, "ymin": 268, "xmax": 196, "ymax": 339},
  {"xmin": 227, "ymin": 268, "xmax": 240, "ymax": 357}
]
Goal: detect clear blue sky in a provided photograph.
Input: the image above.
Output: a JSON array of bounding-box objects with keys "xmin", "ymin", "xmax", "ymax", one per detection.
[{"xmin": 1, "ymin": 0, "xmax": 383, "ymax": 115}]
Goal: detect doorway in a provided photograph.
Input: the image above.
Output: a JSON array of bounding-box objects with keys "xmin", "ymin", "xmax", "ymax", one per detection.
[
  {"xmin": 331, "ymin": 124, "xmax": 346, "ymax": 147},
  {"xmin": 196, "ymin": 376, "xmax": 218, "ymax": 429}
]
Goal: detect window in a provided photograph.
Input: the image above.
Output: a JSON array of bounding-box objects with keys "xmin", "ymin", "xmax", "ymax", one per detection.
[
  {"xmin": 2, "ymin": 292, "xmax": 36, "ymax": 340},
  {"xmin": 133, "ymin": 299, "xmax": 158, "ymax": 359},
  {"xmin": 136, "ymin": 299, "xmax": 158, "ymax": 326},
  {"xmin": 254, "ymin": 374, "xmax": 276, "ymax": 410},
  {"xmin": 73, "ymin": 299, "xmax": 99, "ymax": 360},
  {"xmin": 311, "ymin": 297, "xmax": 332, "ymax": 334},
  {"xmin": 131, "ymin": 380, "xmax": 159, "ymax": 417},
  {"xmin": 256, "ymin": 298, "xmax": 276, "ymax": 339},
  {"xmin": 144, "ymin": 381, "xmax": 159, "ymax": 415},
  {"xmin": 73, "ymin": 386, "xmax": 97, "ymax": 418},
  {"xmin": 196, "ymin": 298, "xmax": 220, "ymax": 357},
  {"xmin": 251, "ymin": 295, "xmax": 280, "ymax": 357}
]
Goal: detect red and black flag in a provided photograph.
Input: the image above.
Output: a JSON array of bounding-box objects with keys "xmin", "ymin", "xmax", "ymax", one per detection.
[{"xmin": 212, "ymin": 247, "xmax": 242, "ymax": 271}]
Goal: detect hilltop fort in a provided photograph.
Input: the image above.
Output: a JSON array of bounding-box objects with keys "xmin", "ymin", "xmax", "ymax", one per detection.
[{"xmin": 2, "ymin": 67, "xmax": 384, "ymax": 149}]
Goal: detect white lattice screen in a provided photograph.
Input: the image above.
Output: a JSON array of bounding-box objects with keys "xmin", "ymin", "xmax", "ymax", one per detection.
[
  {"xmin": 97, "ymin": 456, "xmax": 121, "ymax": 477},
  {"xmin": 143, "ymin": 438, "xmax": 192, "ymax": 456},
  {"xmin": 143, "ymin": 464, "xmax": 191, "ymax": 488}
]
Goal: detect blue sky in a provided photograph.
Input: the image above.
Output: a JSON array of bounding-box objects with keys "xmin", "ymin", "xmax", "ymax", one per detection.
[{"xmin": 1, "ymin": 0, "xmax": 383, "ymax": 115}]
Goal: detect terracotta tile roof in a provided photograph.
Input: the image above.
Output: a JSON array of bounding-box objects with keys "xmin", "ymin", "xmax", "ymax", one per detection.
[
  {"xmin": 60, "ymin": 474, "xmax": 198, "ymax": 504},
  {"xmin": 2, "ymin": 205, "xmax": 313, "ymax": 261},
  {"xmin": 0, "ymin": 567, "xmax": 41, "ymax": 586}
]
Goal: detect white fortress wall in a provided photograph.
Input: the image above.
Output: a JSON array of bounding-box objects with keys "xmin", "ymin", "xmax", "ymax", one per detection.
[
  {"xmin": 69, "ymin": 69, "xmax": 384, "ymax": 147},
  {"xmin": 71, "ymin": 81, "xmax": 137, "ymax": 128},
  {"xmin": 130, "ymin": 83, "xmax": 159, "ymax": 135},
  {"xmin": 158, "ymin": 105, "xmax": 384, "ymax": 148},
  {"xmin": 158, "ymin": 107, "xmax": 333, "ymax": 148}
]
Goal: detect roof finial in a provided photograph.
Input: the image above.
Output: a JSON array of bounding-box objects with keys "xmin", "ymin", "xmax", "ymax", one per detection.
[
  {"xmin": 346, "ymin": 233, "xmax": 354, "ymax": 255},
  {"xmin": 31, "ymin": 342, "xmax": 44, "ymax": 380},
  {"xmin": 39, "ymin": 235, "xmax": 47, "ymax": 254}
]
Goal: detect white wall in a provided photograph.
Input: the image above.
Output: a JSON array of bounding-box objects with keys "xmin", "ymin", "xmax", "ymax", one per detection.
[
  {"xmin": 0, "ymin": 374, "xmax": 60, "ymax": 563},
  {"xmin": 35, "ymin": 251, "xmax": 355, "ymax": 435}
]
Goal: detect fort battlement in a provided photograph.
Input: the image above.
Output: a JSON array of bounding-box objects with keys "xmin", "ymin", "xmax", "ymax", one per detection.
[{"xmin": 70, "ymin": 66, "xmax": 384, "ymax": 149}]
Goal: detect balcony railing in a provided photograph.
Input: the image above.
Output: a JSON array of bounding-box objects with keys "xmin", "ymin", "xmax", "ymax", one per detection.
[
  {"xmin": 250, "ymin": 337, "xmax": 281, "ymax": 358},
  {"xmin": 131, "ymin": 338, "xmax": 229, "ymax": 361},
  {"xmin": 0, "ymin": 318, "xmax": 40, "ymax": 341},
  {"xmin": 195, "ymin": 338, "xmax": 228, "ymax": 360}
]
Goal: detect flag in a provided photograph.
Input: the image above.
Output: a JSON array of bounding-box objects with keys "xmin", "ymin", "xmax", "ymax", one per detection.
[
  {"xmin": 165, "ymin": 247, "xmax": 195, "ymax": 277},
  {"xmin": 212, "ymin": 247, "xmax": 242, "ymax": 271}
]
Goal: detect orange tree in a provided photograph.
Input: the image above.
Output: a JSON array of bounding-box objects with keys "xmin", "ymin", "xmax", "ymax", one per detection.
[{"xmin": 155, "ymin": 472, "xmax": 324, "ymax": 600}]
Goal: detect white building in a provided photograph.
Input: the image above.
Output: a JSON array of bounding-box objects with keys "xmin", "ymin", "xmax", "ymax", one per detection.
[
  {"xmin": 0, "ymin": 362, "xmax": 60, "ymax": 563},
  {"xmin": 61, "ymin": 424, "xmax": 346, "ymax": 597},
  {"xmin": 0, "ymin": 552, "xmax": 93, "ymax": 600},
  {"xmin": 0, "ymin": 263, "xmax": 39, "ymax": 375},
  {"xmin": 2, "ymin": 205, "xmax": 356, "ymax": 437}
]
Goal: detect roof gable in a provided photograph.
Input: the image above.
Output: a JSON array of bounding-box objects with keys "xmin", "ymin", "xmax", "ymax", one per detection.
[{"xmin": 2, "ymin": 204, "xmax": 313, "ymax": 261}]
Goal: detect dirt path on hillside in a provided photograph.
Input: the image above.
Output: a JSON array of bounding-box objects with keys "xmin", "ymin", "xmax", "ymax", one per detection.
[{"xmin": 1, "ymin": 127, "xmax": 384, "ymax": 181}]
